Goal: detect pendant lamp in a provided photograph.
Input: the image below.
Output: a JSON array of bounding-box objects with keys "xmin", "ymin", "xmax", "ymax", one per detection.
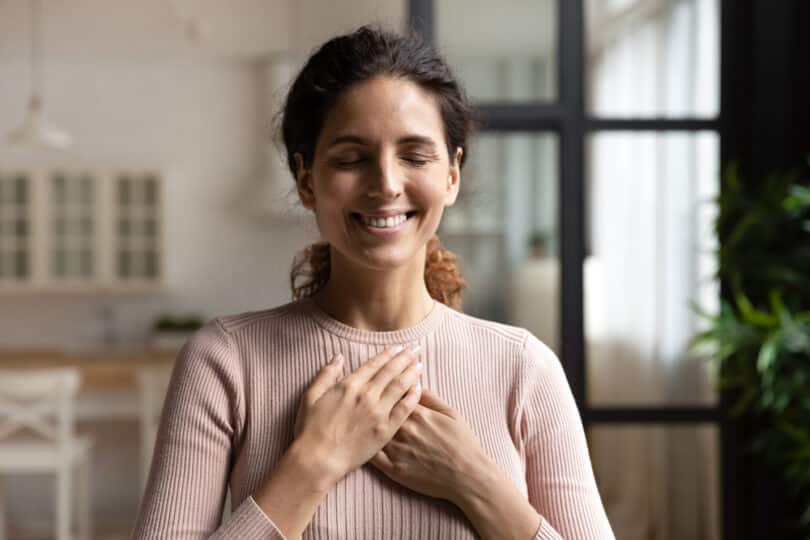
[{"xmin": 6, "ymin": 0, "xmax": 73, "ymax": 149}]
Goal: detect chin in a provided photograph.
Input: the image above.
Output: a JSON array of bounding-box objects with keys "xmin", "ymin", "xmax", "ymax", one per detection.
[
  {"xmin": 339, "ymin": 243, "xmax": 426, "ymax": 272},
  {"xmin": 357, "ymin": 251, "xmax": 417, "ymax": 271}
]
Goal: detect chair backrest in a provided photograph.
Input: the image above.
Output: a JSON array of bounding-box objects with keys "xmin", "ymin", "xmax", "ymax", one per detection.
[
  {"xmin": 0, "ymin": 368, "xmax": 81, "ymax": 446},
  {"xmin": 134, "ymin": 364, "xmax": 173, "ymax": 494}
]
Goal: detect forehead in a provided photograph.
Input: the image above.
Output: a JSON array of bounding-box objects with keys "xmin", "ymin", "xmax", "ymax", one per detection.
[{"xmin": 317, "ymin": 76, "xmax": 446, "ymax": 148}]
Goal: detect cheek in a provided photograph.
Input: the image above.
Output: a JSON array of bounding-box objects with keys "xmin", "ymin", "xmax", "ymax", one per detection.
[
  {"xmin": 415, "ymin": 179, "xmax": 451, "ymax": 211},
  {"xmin": 311, "ymin": 173, "xmax": 354, "ymax": 211}
]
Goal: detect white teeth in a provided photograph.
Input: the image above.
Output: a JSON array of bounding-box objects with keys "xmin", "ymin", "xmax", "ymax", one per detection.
[{"xmin": 360, "ymin": 213, "xmax": 408, "ymax": 228}]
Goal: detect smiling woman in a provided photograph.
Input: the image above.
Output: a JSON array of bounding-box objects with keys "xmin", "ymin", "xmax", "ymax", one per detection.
[
  {"xmin": 283, "ymin": 33, "xmax": 474, "ymax": 313},
  {"xmin": 131, "ymin": 25, "xmax": 615, "ymax": 540},
  {"xmin": 289, "ymin": 74, "xmax": 466, "ymax": 313}
]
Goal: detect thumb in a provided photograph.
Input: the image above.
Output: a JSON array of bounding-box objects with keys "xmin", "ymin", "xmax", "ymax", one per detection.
[
  {"xmin": 310, "ymin": 353, "xmax": 345, "ymax": 401},
  {"xmin": 418, "ymin": 387, "xmax": 456, "ymax": 418},
  {"xmin": 295, "ymin": 353, "xmax": 344, "ymax": 438}
]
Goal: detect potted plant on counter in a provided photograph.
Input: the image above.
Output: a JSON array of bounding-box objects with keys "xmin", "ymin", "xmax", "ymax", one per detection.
[{"xmin": 148, "ymin": 313, "xmax": 206, "ymax": 351}]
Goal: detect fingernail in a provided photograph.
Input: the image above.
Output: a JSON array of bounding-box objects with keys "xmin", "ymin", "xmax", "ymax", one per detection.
[
  {"xmin": 416, "ymin": 381, "xmax": 422, "ymax": 391},
  {"xmin": 331, "ymin": 353, "xmax": 343, "ymax": 365},
  {"xmin": 410, "ymin": 343, "xmax": 421, "ymax": 354},
  {"xmin": 391, "ymin": 344, "xmax": 406, "ymax": 354}
]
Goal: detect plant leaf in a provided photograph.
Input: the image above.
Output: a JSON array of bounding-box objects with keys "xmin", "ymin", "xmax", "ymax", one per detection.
[
  {"xmin": 736, "ymin": 290, "xmax": 778, "ymax": 328},
  {"xmin": 757, "ymin": 331, "xmax": 783, "ymax": 373}
]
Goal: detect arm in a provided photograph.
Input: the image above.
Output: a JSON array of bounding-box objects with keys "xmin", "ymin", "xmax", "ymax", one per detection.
[
  {"xmin": 131, "ymin": 319, "xmax": 286, "ymax": 539},
  {"xmin": 251, "ymin": 438, "xmax": 337, "ymax": 539},
  {"xmin": 451, "ymin": 452, "xmax": 545, "ymax": 540},
  {"xmin": 445, "ymin": 332, "xmax": 614, "ymax": 540},
  {"xmin": 517, "ymin": 333, "xmax": 615, "ymax": 539}
]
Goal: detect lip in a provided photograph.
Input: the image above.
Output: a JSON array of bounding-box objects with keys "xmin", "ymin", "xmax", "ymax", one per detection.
[
  {"xmin": 350, "ymin": 212, "xmax": 416, "ymax": 237},
  {"xmin": 353, "ymin": 209, "xmax": 416, "ymax": 218}
]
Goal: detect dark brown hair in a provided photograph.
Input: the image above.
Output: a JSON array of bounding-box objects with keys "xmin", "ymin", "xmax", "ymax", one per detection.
[{"xmin": 280, "ymin": 25, "xmax": 477, "ymax": 310}]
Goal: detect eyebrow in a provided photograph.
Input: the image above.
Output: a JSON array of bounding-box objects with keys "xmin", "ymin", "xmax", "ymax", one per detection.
[{"xmin": 327, "ymin": 134, "xmax": 439, "ymax": 150}]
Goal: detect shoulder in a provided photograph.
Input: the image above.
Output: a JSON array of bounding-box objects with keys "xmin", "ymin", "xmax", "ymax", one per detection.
[
  {"xmin": 442, "ymin": 306, "xmax": 530, "ymax": 349},
  {"xmin": 213, "ymin": 299, "xmax": 304, "ymax": 336},
  {"xmin": 442, "ymin": 306, "xmax": 559, "ymax": 362},
  {"xmin": 520, "ymin": 330, "xmax": 560, "ymax": 369},
  {"xmin": 443, "ymin": 308, "xmax": 562, "ymax": 383},
  {"xmin": 175, "ymin": 300, "xmax": 304, "ymax": 370}
]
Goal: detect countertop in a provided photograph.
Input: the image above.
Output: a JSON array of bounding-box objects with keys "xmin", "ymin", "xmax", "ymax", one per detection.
[{"xmin": 0, "ymin": 348, "xmax": 177, "ymax": 389}]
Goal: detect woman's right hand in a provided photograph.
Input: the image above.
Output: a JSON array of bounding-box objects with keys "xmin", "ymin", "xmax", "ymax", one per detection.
[{"xmin": 292, "ymin": 344, "xmax": 423, "ymax": 485}]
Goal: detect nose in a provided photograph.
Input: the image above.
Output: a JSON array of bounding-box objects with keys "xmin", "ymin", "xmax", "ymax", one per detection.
[{"xmin": 366, "ymin": 153, "xmax": 402, "ymax": 200}]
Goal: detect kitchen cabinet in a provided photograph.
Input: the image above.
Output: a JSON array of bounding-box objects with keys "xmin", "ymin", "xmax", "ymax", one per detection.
[{"xmin": 0, "ymin": 167, "xmax": 164, "ymax": 293}]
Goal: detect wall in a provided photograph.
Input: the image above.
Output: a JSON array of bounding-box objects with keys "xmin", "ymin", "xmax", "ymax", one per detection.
[{"xmin": 0, "ymin": 1, "xmax": 404, "ymax": 536}]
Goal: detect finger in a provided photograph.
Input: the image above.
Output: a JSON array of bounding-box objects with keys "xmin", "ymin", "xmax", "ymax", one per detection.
[
  {"xmin": 369, "ymin": 448, "xmax": 395, "ymax": 475},
  {"xmin": 368, "ymin": 343, "xmax": 420, "ymax": 395},
  {"xmin": 389, "ymin": 380, "xmax": 422, "ymax": 426},
  {"xmin": 350, "ymin": 344, "xmax": 407, "ymax": 385},
  {"xmin": 303, "ymin": 353, "xmax": 344, "ymax": 405},
  {"xmin": 418, "ymin": 387, "xmax": 456, "ymax": 418},
  {"xmin": 392, "ymin": 423, "xmax": 414, "ymax": 443},
  {"xmin": 378, "ymin": 354, "xmax": 423, "ymax": 410}
]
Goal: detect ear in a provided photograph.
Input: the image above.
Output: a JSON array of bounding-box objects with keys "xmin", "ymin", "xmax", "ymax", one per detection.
[
  {"xmin": 294, "ymin": 152, "xmax": 316, "ymax": 210},
  {"xmin": 443, "ymin": 146, "xmax": 463, "ymax": 207}
]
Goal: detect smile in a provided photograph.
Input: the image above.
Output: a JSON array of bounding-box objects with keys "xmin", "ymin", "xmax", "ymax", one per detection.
[{"xmin": 350, "ymin": 211, "xmax": 417, "ymax": 235}]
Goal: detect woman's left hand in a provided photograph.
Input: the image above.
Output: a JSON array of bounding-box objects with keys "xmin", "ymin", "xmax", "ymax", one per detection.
[{"xmin": 368, "ymin": 386, "xmax": 493, "ymax": 505}]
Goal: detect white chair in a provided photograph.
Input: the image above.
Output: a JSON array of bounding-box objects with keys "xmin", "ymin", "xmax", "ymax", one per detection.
[
  {"xmin": 0, "ymin": 368, "xmax": 93, "ymax": 540},
  {"xmin": 134, "ymin": 364, "xmax": 231, "ymax": 521}
]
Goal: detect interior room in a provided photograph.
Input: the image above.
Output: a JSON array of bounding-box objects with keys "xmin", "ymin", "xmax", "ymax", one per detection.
[{"xmin": 1, "ymin": 1, "xmax": 807, "ymax": 539}]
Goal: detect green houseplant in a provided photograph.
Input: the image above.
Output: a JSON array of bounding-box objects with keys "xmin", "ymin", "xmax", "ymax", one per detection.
[
  {"xmin": 149, "ymin": 313, "xmax": 206, "ymax": 351},
  {"xmin": 153, "ymin": 314, "xmax": 206, "ymax": 332},
  {"xmin": 689, "ymin": 159, "xmax": 810, "ymax": 535}
]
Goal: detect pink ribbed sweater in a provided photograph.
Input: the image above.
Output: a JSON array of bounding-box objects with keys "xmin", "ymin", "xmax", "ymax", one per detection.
[{"xmin": 131, "ymin": 297, "xmax": 614, "ymax": 539}]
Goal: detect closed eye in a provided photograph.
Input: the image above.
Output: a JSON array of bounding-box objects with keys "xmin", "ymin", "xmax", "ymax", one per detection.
[
  {"xmin": 333, "ymin": 157, "xmax": 430, "ymax": 168},
  {"xmin": 334, "ymin": 159, "xmax": 367, "ymax": 168},
  {"xmin": 403, "ymin": 157, "xmax": 429, "ymax": 167}
]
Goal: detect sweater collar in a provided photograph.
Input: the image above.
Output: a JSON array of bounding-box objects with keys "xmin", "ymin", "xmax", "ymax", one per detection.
[{"xmin": 299, "ymin": 296, "xmax": 448, "ymax": 344}]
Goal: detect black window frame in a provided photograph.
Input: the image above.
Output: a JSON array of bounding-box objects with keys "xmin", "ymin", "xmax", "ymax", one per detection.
[{"xmin": 409, "ymin": 0, "xmax": 733, "ymax": 538}]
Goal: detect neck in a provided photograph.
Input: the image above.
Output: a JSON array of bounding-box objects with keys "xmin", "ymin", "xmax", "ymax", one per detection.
[{"xmin": 310, "ymin": 248, "xmax": 436, "ymax": 332}]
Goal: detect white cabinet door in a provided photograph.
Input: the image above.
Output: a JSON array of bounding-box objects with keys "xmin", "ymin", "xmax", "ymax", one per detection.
[
  {"xmin": 0, "ymin": 171, "xmax": 34, "ymax": 283},
  {"xmin": 111, "ymin": 171, "xmax": 163, "ymax": 288},
  {"xmin": 48, "ymin": 170, "xmax": 97, "ymax": 283}
]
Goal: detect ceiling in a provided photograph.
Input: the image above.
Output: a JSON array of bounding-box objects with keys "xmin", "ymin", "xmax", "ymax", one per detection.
[{"xmin": 0, "ymin": 0, "xmax": 404, "ymax": 63}]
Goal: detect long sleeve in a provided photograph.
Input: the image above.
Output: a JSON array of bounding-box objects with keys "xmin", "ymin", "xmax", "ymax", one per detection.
[
  {"xmin": 517, "ymin": 332, "xmax": 615, "ymax": 540},
  {"xmin": 131, "ymin": 318, "xmax": 286, "ymax": 539}
]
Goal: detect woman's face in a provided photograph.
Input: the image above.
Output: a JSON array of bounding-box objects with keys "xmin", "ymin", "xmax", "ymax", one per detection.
[{"xmin": 294, "ymin": 76, "xmax": 462, "ymax": 272}]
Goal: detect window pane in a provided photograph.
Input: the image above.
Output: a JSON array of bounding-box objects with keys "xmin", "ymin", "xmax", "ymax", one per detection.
[
  {"xmin": 14, "ymin": 175, "xmax": 28, "ymax": 205},
  {"xmin": 589, "ymin": 424, "xmax": 721, "ymax": 540},
  {"xmin": 145, "ymin": 175, "xmax": 159, "ymax": 205},
  {"xmin": 118, "ymin": 250, "xmax": 131, "ymax": 278},
  {"xmin": 52, "ymin": 174, "xmax": 67, "ymax": 205},
  {"xmin": 436, "ymin": 0, "xmax": 557, "ymax": 102},
  {"xmin": 79, "ymin": 248, "xmax": 93, "ymax": 277},
  {"xmin": 145, "ymin": 250, "xmax": 159, "ymax": 278},
  {"xmin": 586, "ymin": 0, "xmax": 719, "ymax": 117},
  {"xmin": 118, "ymin": 176, "xmax": 132, "ymax": 206},
  {"xmin": 53, "ymin": 249, "xmax": 66, "ymax": 277},
  {"xmin": 439, "ymin": 133, "xmax": 559, "ymax": 354},
  {"xmin": 14, "ymin": 249, "xmax": 28, "ymax": 278},
  {"xmin": 586, "ymin": 132, "xmax": 719, "ymax": 406},
  {"xmin": 80, "ymin": 175, "xmax": 94, "ymax": 205}
]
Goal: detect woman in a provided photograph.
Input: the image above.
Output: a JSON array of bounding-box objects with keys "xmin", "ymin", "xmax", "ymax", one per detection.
[{"xmin": 132, "ymin": 25, "xmax": 614, "ymax": 540}]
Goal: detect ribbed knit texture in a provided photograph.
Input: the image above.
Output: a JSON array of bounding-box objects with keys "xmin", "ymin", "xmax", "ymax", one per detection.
[{"xmin": 131, "ymin": 297, "xmax": 614, "ymax": 539}]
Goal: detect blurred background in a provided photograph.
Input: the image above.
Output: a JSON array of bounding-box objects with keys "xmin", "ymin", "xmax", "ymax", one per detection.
[{"xmin": 0, "ymin": 1, "xmax": 808, "ymax": 539}]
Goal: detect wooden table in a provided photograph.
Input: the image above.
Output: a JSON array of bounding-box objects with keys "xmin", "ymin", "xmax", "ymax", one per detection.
[{"xmin": 0, "ymin": 348, "xmax": 177, "ymax": 419}]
